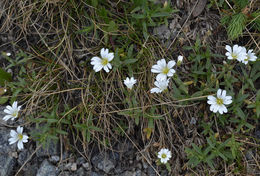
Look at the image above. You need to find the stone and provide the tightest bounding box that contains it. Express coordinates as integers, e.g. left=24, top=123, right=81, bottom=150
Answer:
left=121, top=171, right=135, bottom=176
left=36, top=140, right=59, bottom=157
left=23, top=163, right=38, bottom=176
left=18, top=150, right=30, bottom=165
left=82, top=162, right=91, bottom=170
left=147, top=166, right=156, bottom=176
left=91, top=153, right=116, bottom=173
left=245, top=150, right=254, bottom=160
left=73, top=167, right=85, bottom=176
left=0, top=127, right=16, bottom=153
left=70, top=163, right=77, bottom=171
left=153, top=25, right=171, bottom=40
left=59, top=171, right=70, bottom=176
left=36, top=159, right=58, bottom=176
left=0, top=153, right=16, bottom=176
left=89, top=171, right=103, bottom=176
left=76, top=157, right=86, bottom=165
left=49, top=155, right=60, bottom=164
left=255, top=130, right=260, bottom=139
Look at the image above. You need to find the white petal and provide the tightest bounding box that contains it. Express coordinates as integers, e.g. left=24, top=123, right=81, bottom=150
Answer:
left=3, top=115, right=12, bottom=121
left=22, top=135, right=29, bottom=143
left=157, top=59, right=166, bottom=67
left=17, top=140, right=24, bottom=150
left=151, top=88, right=161, bottom=93
left=217, top=89, right=222, bottom=98
left=9, top=137, right=18, bottom=145
left=12, top=101, right=18, bottom=109
left=225, top=45, right=232, bottom=53
left=167, top=69, right=175, bottom=77
left=222, top=90, right=226, bottom=97
left=6, top=105, right=13, bottom=111
left=156, top=74, right=167, bottom=81
left=17, top=126, right=23, bottom=134
left=4, top=109, right=11, bottom=114
left=10, top=130, right=17, bottom=137
left=103, top=66, right=109, bottom=73
left=107, top=63, right=112, bottom=69
left=91, top=57, right=101, bottom=65
left=167, top=60, right=176, bottom=68
left=101, top=48, right=109, bottom=58
left=151, top=65, right=162, bottom=73
left=93, top=64, right=103, bottom=72
left=107, top=53, right=114, bottom=61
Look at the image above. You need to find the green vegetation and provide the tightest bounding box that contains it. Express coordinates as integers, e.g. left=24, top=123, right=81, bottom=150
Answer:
left=0, top=0, right=259, bottom=175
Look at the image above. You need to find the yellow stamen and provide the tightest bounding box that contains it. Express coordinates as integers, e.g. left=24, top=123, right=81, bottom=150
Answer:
left=216, top=98, right=223, bottom=105
left=18, top=134, right=23, bottom=140
left=162, top=67, right=170, bottom=74
left=12, top=111, right=18, bottom=117
left=231, top=53, right=238, bottom=59
left=161, top=153, right=167, bottom=159
left=101, top=58, right=109, bottom=66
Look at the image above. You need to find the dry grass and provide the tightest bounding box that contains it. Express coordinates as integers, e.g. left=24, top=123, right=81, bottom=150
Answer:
left=0, top=0, right=259, bottom=175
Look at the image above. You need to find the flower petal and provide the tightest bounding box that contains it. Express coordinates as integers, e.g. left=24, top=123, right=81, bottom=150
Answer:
left=167, top=60, right=176, bottom=68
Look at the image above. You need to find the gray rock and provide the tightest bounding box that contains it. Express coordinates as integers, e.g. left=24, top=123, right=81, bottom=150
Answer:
left=0, top=153, right=16, bottom=176
left=121, top=171, right=135, bottom=176
left=49, top=155, right=60, bottom=164
left=89, top=171, right=103, bottom=176
left=91, top=153, right=115, bottom=173
left=82, top=162, right=91, bottom=170
left=36, top=159, right=58, bottom=176
left=36, top=140, right=59, bottom=157
left=142, top=162, right=148, bottom=169
left=153, top=25, right=171, bottom=40
left=76, top=157, right=86, bottom=165
left=23, top=163, right=38, bottom=176
left=147, top=166, right=156, bottom=176
left=73, top=167, right=85, bottom=176
left=71, top=163, right=77, bottom=171
left=59, top=171, right=70, bottom=176
left=18, top=150, right=30, bottom=165
left=245, top=150, right=254, bottom=160
left=255, top=130, right=260, bottom=139
left=0, top=127, right=16, bottom=153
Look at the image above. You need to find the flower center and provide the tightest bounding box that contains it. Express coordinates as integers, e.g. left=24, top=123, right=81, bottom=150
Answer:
left=216, top=98, right=223, bottom=105
left=12, top=111, right=18, bottom=117
left=101, top=58, right=109, bottom=66
left=231, top=53, right=238, bottom=59
left=161, top=153, right=167, bottom=159
left=244, top=56, right=249, bottom=61
left=162, top=67, right=170, bottom=74
left=18, top=134, right=23, bottom=140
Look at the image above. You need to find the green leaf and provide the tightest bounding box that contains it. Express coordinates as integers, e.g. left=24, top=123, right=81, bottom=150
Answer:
left=0, top=68, right=12, bottom=86
left=0, top=96, right=8, bottom=104
left=227, top=13, right=246, bottom=40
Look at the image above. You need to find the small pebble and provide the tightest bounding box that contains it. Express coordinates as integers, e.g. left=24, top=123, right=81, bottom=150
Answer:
left=71, top=163, right=77, bottom=171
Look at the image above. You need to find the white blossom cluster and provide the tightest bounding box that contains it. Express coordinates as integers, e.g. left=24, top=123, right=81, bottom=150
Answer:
left=225, top=45, right=257, bottom=65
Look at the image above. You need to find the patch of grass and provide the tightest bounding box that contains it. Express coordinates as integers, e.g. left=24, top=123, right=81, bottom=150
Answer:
left=0, top=0, right=259, bottom=175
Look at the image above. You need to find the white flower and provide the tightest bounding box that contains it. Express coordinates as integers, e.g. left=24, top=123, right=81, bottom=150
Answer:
left=8, top=126, right=29, bottom=150
left=158, top=148, right=172, bottom=164
left=241, top=48, right=257, bottom=65
left=150, top=78, right=169, bottom=93
left=151, top=59, right=176, bottom=80
left=91, top=48, right=114, bottom=73
left=124, top=77, right=137, bottom=89
left=207, top=89, right=232, bottom=114
left=177, top=55, right=183, bottom=66
left=6, top=52, right=11, bottom=56
left=225, top=45, right=246, bottom=61
left=3, top=101, right=22, bottom=121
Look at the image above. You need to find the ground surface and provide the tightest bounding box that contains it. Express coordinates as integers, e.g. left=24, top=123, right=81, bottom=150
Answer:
left=0, top=0, right=259, bottom=176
